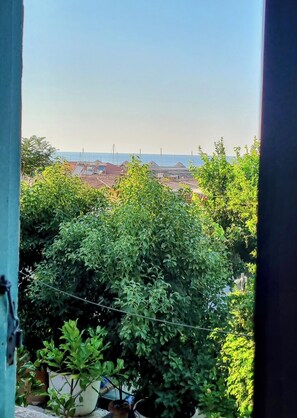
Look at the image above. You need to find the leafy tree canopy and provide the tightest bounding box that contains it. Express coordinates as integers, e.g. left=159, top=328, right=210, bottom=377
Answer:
left=27, top=159, right=232, bottom=417
left=192, top=138, right=259, bottom=275
left=19, top=162, right=107, bottom=356
left=218, top=283, right=254, bottom=417
left=191, top=139, right=258, bottom=416
left=20, top=162, right=107, bottom=269
left=21, top=135, right=57, bottom=177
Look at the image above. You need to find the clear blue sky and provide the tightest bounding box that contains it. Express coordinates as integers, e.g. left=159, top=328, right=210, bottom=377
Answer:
left=22, top=0, right=264, bottom=154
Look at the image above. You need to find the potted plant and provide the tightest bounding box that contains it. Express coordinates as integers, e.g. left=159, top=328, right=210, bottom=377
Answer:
left=105, top=399, right=131, bottom=418
left=27, top=367, right=48, bottom=406
left=15, top=347, right=45, bottom=407
left=36, top=319, right=124, bottom=417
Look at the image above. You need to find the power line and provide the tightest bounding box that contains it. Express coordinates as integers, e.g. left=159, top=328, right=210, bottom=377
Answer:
left=38, top=282, right=253, bottom=339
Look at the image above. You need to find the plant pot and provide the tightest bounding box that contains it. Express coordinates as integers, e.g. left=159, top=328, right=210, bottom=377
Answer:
left=27, top=369, right=48, bottom=406
left=192, top=409, right=205, bottom=418
left=196, top=408, right=206, bottom=418
left=133, top=399, right=202, bottom=418
left=48, top=371, right=100, bottom=416
left=133, top=399, right=158, bottom=418
left=108, top=399, right=130, bottom=417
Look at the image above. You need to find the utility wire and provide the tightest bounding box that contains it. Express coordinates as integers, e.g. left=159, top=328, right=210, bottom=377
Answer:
left=39, top=282, right=253, bottom=339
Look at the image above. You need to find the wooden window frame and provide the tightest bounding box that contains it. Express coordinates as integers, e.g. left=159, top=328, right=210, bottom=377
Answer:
left=0, top=1, right=23, bottom=417
left=254, top=0, right=297, bottom=416
left=2, top=0, right=297, bottom=416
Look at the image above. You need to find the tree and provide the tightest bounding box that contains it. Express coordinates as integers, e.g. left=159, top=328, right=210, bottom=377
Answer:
left=19, top=162, right=107, bottom=356
left=28, top=159, right=232, bottom=417
left=21, top=135, right=56, bottom=176
left=226, top=140, right=259, bottom=268
left=192, top=138, right=259, bottom=275
left=193, top=138, right=234, bottom=231
left=191, top=140, right=258, bottom=416
left=197, top=283, right=254, bottom=418
left=216, top=284, right=254, bottom=417
left=20, top=162, right=106, bottom=268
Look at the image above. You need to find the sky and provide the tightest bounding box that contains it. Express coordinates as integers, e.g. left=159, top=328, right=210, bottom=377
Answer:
left=22, top=0, right=264, bottom=155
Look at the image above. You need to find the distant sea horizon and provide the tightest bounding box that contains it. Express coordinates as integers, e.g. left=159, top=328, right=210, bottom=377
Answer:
left=56, top=151, right=205, bottom=167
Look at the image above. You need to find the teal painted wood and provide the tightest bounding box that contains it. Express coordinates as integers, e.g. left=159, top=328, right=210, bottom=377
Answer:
left=0, top=0, right=23, bottom=417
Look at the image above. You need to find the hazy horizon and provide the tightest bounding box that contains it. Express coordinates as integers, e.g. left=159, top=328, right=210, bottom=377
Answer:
left=22, top=0, right=264, bottom=155
left=56, top=148, right=238, bottom=157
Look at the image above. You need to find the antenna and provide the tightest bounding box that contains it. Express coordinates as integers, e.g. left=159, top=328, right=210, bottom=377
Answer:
left=112, top=144, right=115, bottom=164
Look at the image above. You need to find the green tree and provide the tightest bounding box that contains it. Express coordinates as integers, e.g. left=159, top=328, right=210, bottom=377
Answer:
left=21, top=135, right=57, bottom=176
left=28, top=159, right=232, bottom=417
left=192, top=138, right=259, bottom=274
left=20, top=162, right=106, bottom=268
left=197, top=283, right=254, bottom=418
left=226, top=140, right=259, bottom=267
left=194, top=138, right=234, bottom=230
left=19, top=162, right=107, bottom=356
left=191, top=140, right=258, bottom=416
left=218, top=284, right=254, bottom=417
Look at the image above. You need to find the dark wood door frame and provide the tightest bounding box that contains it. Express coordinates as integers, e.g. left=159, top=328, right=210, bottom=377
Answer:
left=254, top=0, right=297, bottom=416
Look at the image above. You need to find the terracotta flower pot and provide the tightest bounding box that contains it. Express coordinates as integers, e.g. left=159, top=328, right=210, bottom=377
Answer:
left=27, top=369, right=48, bottom=406
left=108, top=399, right=130, bottom=418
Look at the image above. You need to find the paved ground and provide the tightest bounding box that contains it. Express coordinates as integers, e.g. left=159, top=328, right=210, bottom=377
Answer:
left=15, top=407, right=55, bottom=418
left=16, top=405, right=206, bottom=417
left=15, top=406, right=109, bottom=417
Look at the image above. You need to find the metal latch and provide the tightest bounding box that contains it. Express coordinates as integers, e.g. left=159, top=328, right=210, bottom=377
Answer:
left=0, top=275, right=22, bottom=365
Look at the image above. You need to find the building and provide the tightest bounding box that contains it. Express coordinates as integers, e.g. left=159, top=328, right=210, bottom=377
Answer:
left=70, top=161, right=124, bottom=176
left=148, top=161, right=192, bottom=179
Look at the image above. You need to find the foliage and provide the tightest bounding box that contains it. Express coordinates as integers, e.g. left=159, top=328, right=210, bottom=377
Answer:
left=192, top=138, right=259, bottom=275
left=19, top=162, right=107, bottom=356
left=227, top=142, right=259, bottom=267
left=20, top=162, right=106, bottom=267
left=202, top=282, right=254, bottom=418
left=21, top=135, right=56, bottom=177
left=192, top=139, right=258, bottom=416
left=197, top=365, right=236, bottom=418
left=193, top=138, right=234, bottom=231
left=28, top=159, right=232, bottom=417
left=36, top=320, right=124, bottom=417
left=15, top=347, right=43, bottom=407
left=220, top=284, right=254, bottom=417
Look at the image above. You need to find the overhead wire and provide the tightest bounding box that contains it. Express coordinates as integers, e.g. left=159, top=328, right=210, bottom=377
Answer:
left=38, top=281, right=253, bottom=339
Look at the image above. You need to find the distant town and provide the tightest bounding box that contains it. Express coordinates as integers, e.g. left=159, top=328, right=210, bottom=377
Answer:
left=67, top=159, right=204, bottom=196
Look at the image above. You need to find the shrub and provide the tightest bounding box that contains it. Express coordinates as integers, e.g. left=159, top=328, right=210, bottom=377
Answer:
left=19, top=162, right=107, bottom=356
left=29, top=160, right=232, bottom=417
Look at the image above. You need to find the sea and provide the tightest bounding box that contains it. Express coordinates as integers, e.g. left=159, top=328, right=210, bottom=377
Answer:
left=56, top=151, right=204, bottom=168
